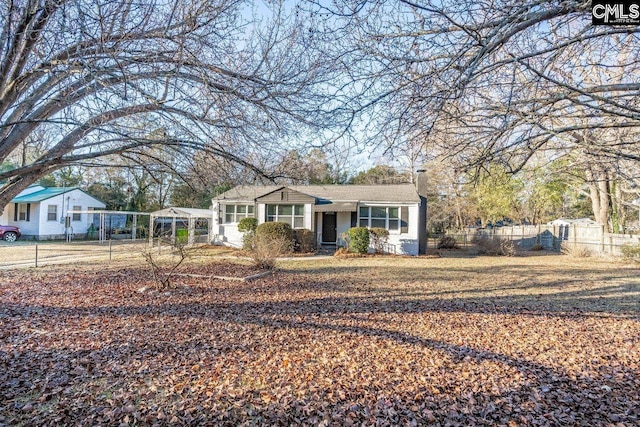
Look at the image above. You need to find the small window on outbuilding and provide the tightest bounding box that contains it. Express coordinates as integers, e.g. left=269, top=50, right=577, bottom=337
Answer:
left=72, top=205, right=82, bottom=221
left=47, top=205, right=58, bottom=221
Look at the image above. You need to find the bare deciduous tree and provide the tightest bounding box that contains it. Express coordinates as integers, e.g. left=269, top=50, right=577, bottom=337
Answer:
left=0, top=0, right=344, bottom=213
left=310, top=1, right=640, bottom=168
left=306, top=0, right=640, bottom=229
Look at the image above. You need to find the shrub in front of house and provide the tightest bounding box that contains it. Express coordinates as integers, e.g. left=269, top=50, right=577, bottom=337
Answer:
left=255, top=222, right=294, bottom=248
left=294, top=228, right=315, bottom=253
left=369, top=227, right=389, bottom=253
left=346, top=227, right=370, bottom=254
left=238, top=217, right=258, bottom=250
left=238, top=217, right=258, bottom=233
left=250, top=222, right=295, bottom=269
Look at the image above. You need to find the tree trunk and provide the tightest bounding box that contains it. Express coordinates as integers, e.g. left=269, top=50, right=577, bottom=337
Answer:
left=585, top=162, right=612, bottom=232
left=0, top=173, right=45, bottom=216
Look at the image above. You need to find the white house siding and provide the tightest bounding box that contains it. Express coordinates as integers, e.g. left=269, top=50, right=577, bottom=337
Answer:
left=357, top=202, right=420, bottom=255
left=36, top=191, right=104, bottom=239
left=389, top=203, right=420, bottom=255
left=218, top=225, right=244, bottom=248
left=257, top=203, right=266, bottom=224
left=4, top=203, right=41, bottom=236
left=211, top=201, right=246, bottom=248
left=304, top=204, right=313, bottom=229
left=38, top=196, right=65, bottom=238
left=336, top=211, right=352, bottom=245
left=316, top=204, right=420, bottom=255
left=212, top=201, right=315, bottom=249
left=21, top=204, right=41, bottom=236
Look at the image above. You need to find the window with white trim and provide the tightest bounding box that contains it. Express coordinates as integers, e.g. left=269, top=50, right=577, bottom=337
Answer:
left=358, top=206, right=401, bottom=231
left=72, top=205, right=82, bottom=221
left=224, top=204, right=254, bottom=223
left=266, top=204, right=304, bottom=228
left=47, top=205, right=58, bottom=221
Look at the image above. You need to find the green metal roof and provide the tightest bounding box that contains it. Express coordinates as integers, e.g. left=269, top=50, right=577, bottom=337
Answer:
left=11, top=187, right=78, bottom=203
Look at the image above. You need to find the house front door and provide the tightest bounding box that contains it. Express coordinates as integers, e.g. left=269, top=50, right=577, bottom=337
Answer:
left=322, top=212, right=337, bottom=243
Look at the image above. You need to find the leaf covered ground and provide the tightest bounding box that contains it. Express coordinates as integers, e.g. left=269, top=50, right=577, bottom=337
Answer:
left=1, top=255, right=639, bottom=426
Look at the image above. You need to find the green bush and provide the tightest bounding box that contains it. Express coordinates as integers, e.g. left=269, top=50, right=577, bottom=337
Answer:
left=238, top=217, right=258, bottom=250
left=238, top=217, right=258, bottom=233
left=369, top=227, right=389, bottom=253
left=347, top=227, right=370, bottom=254
left=176, top=228, right=188, bottom=245
left=294, top=228, right=315, bottom=253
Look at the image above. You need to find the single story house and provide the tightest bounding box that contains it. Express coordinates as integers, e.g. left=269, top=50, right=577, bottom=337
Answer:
left=0, top=185, right=106, bottom=240
left=211, top=179, right=427, bottom=255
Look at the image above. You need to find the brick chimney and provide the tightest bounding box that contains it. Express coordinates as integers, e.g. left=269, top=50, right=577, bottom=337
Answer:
left=416, top=169, right=428, bottom=254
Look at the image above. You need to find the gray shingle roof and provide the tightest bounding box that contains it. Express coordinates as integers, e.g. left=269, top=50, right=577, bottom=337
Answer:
left=214, top=184, right=420, bottom=203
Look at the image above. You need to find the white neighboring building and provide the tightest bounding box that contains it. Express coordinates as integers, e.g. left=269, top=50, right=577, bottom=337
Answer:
left=211, top=182, right=428, bottom=255
left=0, top=186, right=106, bottom=240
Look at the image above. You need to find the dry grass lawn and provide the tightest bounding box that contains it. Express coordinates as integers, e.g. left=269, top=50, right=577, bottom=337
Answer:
left=0, top=253, right=638, bottom=425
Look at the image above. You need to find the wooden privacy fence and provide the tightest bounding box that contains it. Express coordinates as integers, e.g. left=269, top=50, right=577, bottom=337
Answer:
left=444, top=224, right=640, bottom=256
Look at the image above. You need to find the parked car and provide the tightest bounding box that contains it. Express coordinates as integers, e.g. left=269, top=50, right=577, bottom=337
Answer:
left=0, top=225, right=21, bottom=242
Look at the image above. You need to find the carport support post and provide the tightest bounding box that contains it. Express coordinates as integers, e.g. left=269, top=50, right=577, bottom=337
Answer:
left=149, top=215, right=155, bottom=247
left=188, top=217, right=195, bottom=245
left=171, top=216, right=176, bottom=246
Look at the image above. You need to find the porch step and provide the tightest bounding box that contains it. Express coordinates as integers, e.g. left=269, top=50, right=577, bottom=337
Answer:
left=316, top=245, right=337, bottom=255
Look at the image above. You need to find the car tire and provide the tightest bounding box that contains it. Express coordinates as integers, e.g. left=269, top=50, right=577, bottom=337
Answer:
left=4, top=232, right=17, bottom=242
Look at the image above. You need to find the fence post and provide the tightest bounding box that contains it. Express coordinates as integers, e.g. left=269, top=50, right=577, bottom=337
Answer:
left=573, top=224, right=578, bottom=250
left=109, top=239, right=112, bottom=261
left=35, top=243, right=38, bottom=268
left=600, top=224, right=605, bottom=254
left=609, top=234, right=613, bottom=255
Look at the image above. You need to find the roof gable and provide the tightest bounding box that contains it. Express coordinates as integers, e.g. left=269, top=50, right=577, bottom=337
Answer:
left=11, top=187, right=106, bottom=206
left=256, top=187, right=316, bottom=204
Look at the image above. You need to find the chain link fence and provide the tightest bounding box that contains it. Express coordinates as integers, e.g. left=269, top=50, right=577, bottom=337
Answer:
left=0, top=240, right=154, bottom=269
